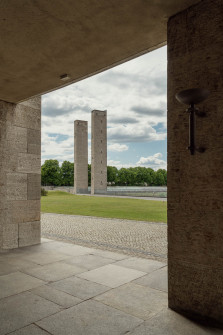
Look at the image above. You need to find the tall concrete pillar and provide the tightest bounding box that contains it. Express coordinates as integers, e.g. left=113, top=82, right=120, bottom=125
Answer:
left=91, top=110, right=107, bottom=194
left=74, top=120, right=88, bottom=194
left=168, top=0, right=223, bottom=325
left=0, top=97, right=41, bottom=249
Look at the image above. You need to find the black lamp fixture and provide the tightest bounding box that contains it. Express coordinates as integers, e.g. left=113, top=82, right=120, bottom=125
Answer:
left=175, top=88, right=210, bottom=155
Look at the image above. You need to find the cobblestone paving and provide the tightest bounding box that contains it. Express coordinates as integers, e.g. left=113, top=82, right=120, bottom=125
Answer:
left=41, top=213, right=167, bottom=263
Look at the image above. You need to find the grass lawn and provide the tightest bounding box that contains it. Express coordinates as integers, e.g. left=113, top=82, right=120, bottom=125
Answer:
left=41, top=191, right=167, bottom=223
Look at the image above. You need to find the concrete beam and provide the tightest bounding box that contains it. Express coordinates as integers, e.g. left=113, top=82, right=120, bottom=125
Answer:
left=0, top=0, right=200, bottom=103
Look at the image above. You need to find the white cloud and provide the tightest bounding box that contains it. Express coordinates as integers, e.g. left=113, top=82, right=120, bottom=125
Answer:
left=107, top=161, right=137, bottom=170
left=41, top=46, right=167, bottom=167
left=137, top=153, right=167, bottom=170
left=107, top=160, right=121, bottom=166
left=108, top=124, right=166, bottom=143
left=108, top=143, right=128, bottom=152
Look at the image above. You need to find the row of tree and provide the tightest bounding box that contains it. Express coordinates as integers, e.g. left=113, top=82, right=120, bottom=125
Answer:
left=41, top=159, right=167, bottom=186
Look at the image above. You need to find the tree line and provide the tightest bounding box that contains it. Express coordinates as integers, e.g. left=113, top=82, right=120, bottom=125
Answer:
left=41, top=159, right=167, bottom=187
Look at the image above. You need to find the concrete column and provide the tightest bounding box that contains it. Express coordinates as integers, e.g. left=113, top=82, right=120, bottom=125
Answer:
left=74, top=120, right=88, bottom=194
left=168, top=0, right=223, bottom=325
left=91, top=110, right=107, bottom=194
left=0, top=97, right=41, bottom=249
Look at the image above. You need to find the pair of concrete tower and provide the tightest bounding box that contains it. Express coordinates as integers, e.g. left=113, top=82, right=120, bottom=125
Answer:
left=74, top=110, right=107, bottom=195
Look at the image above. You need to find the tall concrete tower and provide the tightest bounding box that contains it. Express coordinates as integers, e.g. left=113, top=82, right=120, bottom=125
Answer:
left=74, top=120, right=88, bottom=194
left=91, top=110, right=107, bottom=194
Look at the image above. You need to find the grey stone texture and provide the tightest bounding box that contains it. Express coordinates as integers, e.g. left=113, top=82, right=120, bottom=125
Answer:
left=134, top=266, right=168, bottom=293
left=0, top=97, right=41, bottom=250
left=20, top=250, right=71, bottom=266
left=168, top=0, right=223, bottom=325
left=41, top=213, right=167, bottom=261
left=128, top=309, right=222, bottom=335
left=77, top=264, right=146, bottom=288
left=63, top=253, right=116, bottom=270
left=51, top=276, right=111, bottom=300
left=10, top=324, right=50, bottom=335
left=91, top=110, right=107, bottom=194
left=74, top=120, right=88, bottom=194
left=0, top=291, right=61, bottom=335
left=37, top=300, right=143, bottom=335
left=18, top=221, right=41, bottom=248
left=0, top=239, right=221, bottom=334
left=27, top=174, right=41, bottom=200
left=95, top=282, right=168, bottom=320
left=116, top=257, right=166, bottom=273
left=31, top=285, right=82, bottom=308
left=0, top=271, right=44, bottom=299
left=22, top=262, right=85, bottom=282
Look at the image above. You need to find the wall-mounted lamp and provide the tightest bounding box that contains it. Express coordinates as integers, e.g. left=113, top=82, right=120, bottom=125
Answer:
left=175, top=88, right=209, bottom=155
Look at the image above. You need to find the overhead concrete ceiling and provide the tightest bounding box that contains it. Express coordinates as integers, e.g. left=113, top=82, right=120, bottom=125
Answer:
left=0, top=0, right=200, bottom=103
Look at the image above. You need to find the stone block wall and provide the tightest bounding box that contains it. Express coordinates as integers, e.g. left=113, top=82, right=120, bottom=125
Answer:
left=0, top=97, right=41, bottom=249
left=168, top=0, right=223, bottom=324
left=91, top=110, right=107, bottom=194
left=74, top=120, right=88, bottom=194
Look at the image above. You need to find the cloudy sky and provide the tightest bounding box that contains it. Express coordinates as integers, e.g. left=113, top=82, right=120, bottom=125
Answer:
left=42, top=46, right=167, bottom=170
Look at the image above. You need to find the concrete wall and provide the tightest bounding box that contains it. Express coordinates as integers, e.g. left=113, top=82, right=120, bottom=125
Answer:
left=0, top=97, right=41, bottom=249
left=91, top=110, right=107, bottom=194
left=74, top=120, right=88, bottom=194
left=168, top=0, right=223, bottom=325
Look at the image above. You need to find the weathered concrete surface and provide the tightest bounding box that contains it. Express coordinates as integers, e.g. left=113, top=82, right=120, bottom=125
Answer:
left=0, top=1, right=201, bottom=103
left=91, top=110, right=107, bottom=194
left=74, top=120, right=88, bottom=194
left=0, top=97, right=41, bottom=249
left=167, top=0, right=223, bottom=325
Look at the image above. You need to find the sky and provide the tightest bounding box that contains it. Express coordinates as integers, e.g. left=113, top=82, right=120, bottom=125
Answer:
left=41, top=46, right=167, bottom=171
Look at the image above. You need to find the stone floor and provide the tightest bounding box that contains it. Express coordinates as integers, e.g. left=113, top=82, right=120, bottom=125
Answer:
left=0, top=238, right=222, bottom=334
left=41, top=213, right=167, bottom=262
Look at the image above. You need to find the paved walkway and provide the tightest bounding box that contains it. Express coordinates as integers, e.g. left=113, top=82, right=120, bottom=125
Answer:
left=0, top=239, right=221, bottom=334
left=41, top=213, right=167, bottom=262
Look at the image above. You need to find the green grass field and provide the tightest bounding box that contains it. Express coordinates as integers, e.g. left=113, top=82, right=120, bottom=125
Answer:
left=41, top=191, right=167, bottom=223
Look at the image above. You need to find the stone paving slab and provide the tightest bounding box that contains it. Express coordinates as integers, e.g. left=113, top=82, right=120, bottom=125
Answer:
left=63, top=253, right=116, bottom=270
left=0, top=254, right=39, bottom=271
left=77, top=264, right=146, bottom=288
left=89, top=248, right=129, bottom=261
left=0, top=291, right=62, bottom=335
left=134, top=266, right=168, bottom=293
left=0, top=272, right=45, bottom=299
left=94, top=282, right=168, bottom=320
left=21, top=261, right=86, bottom=282
left=43, top=243, right=93, bottom=257
left=37, top=300, right=143, bottom=335
left=0, top=239, right=221, bottom=335
left=20, top=250, right=72, bottom=265
left=31, top=285, right=82, bottom=308
left=10, top=324, right=50, bottom=335
left=50, top=276, right=111, bottom=300
left=115, top=257, right=166, bottom=273
left=128, top=309, right=223, bottom=335
left=0, top=260, right=23, bottom=276
left=41, top=213, right=167, bottom=262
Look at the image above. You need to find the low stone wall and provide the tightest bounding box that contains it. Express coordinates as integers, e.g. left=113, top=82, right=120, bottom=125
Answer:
left=41, top=186, right=167, bottom=198
left=42, top=186, right=75, bottom=194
